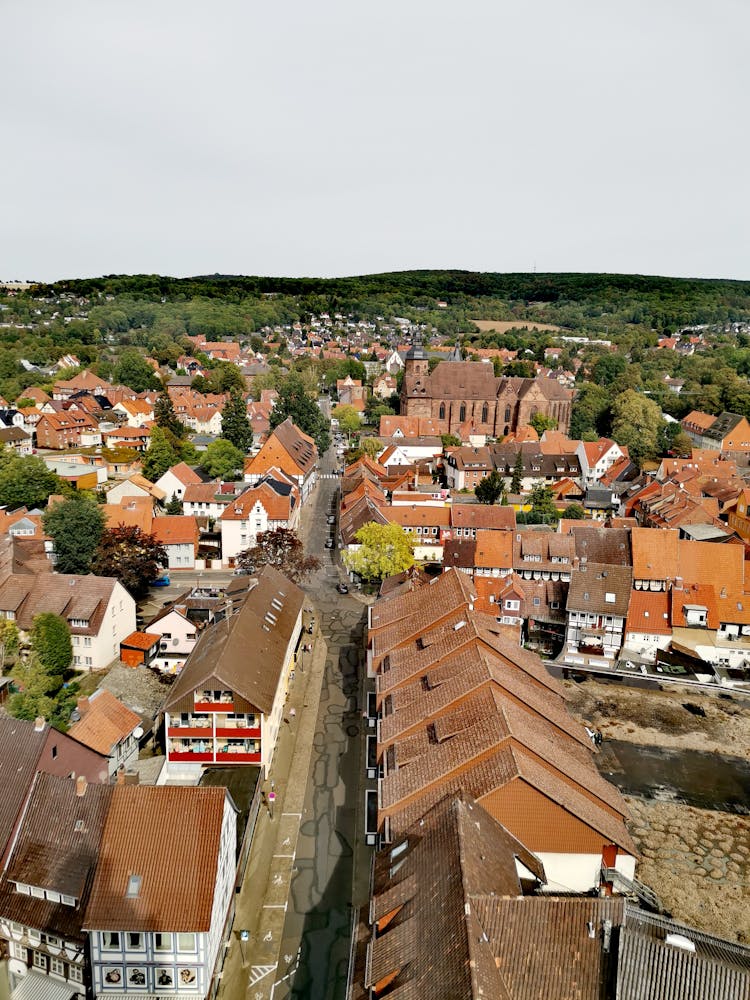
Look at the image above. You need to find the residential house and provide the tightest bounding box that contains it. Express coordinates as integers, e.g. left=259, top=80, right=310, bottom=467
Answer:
left=381, top=505, right=450, bottom=563
left=0, top=716, right=109, bottom=868
left=367, top=569, right=637, bottom=892
left=36, top=412, right=102, bottom=450
left=155, top=463, right=204, bottom=503
left=144, top=603, right=200, bottom=675
left=576, top=438, right=626, bottom=486
left=243, top=418, right=318, bottom=502
left=336, top=375, right=366, bottom=413
left=371, top=373, right=397, bottom=399
left=101, top=426, right=151, bottom=452
left=0, top=554, right=136, bottom=672
left=111, top=398, right=155, bottom=427
left=102, top=496, right=154, bottom=534
left=562, top=562, right=632, bottom=665
left=622, top=590, right=672, bottom=664
left=0, top=773, right=113, bottom=1000
left=449, top=504, right=516, bottom=538
left=163, top=566, right=303, bottom=777
left=0, top=426, right=32, bottom=456
left=183, top=482, right=240, bottom=521
left=105, top=475, right=166, bottom=507
left=681, top=410, right=750, bottom=454
left=52, top=371, right=115, bottom=400
left=219, top=477, right=299, bottom=567
left=68, top=690, right=142, bottom=778
left=151, top=516, right=201, bottom=570
left=84, top=784, right=237, bottom=1000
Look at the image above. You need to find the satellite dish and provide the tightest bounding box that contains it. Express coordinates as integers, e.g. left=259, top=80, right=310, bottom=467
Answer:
left=172, top=638, right=179, bottom=646
left=133, top=726, right=144, bottom=739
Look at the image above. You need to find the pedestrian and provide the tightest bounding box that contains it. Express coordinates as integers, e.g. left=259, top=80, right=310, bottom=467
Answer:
left=290, top=707, right=296, bottom=719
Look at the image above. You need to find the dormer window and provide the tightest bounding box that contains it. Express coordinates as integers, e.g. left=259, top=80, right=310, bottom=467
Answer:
left=70, top=618, right=89, bottom=628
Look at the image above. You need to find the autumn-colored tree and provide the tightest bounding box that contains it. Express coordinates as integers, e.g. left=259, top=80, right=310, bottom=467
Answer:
left=342, top=522, right=414, bottom=582
left=236, top=527, right=320, bottom=584
left=91, top=526, right=168, bottom=599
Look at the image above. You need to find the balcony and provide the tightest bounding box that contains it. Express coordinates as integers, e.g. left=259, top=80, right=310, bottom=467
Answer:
left=193, top=698, right=234, bottom=712
left=214, top=751, right=261, bottom=763
left=169, top=750, right=214, bottom=763
left=168, top=725, right=212, bottom=738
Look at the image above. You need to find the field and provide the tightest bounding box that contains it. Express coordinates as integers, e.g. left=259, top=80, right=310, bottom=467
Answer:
left=471, top=319, right=562, bottom=334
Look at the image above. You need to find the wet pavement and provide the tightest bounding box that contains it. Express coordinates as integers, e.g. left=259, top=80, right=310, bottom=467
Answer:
left=597, top=740, right=750, bottom=814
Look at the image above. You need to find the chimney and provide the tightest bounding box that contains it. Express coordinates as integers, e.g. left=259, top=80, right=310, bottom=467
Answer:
left=75, top=775, right=87, bottom=797
left=34, top=716, right=45, bottom=732
left=674, top=576, right=683, bottom=591
left=77, top=696, right=90, bottom=716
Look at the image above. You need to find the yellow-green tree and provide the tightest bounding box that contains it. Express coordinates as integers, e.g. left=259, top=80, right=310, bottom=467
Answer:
left=332, top=404, right=361, bottom=440
left=343, top=522, right=414, bottom=582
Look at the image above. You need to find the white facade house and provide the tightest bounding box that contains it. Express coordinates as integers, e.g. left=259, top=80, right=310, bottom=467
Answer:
left=576, top=439, right=625, bottom=486
left=154, top=464, right=203, bottom=501
left=85, top=785, right=237, bottom=1000
left=144, top=606, right=199, bottom=674
left=219, top=482, right=299, bottom=568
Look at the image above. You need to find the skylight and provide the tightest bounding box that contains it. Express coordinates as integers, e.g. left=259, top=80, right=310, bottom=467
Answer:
left=125, top=874, right=142, bottom=898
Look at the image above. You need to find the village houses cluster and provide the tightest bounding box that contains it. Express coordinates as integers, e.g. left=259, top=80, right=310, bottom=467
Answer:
left=1, top=315, right=750, bottom=1000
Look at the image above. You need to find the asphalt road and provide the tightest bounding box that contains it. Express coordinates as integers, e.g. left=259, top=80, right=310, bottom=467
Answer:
left=271, top=450, right=372, bottom=1000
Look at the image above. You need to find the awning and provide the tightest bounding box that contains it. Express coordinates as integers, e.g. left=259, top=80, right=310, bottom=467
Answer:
left=12, top=972, right=76, bottom=1000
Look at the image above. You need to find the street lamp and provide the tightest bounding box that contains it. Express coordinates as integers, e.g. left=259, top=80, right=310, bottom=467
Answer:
left=239, top=929, right=249, bottom=966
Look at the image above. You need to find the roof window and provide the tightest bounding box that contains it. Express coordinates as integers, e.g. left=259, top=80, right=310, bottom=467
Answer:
left=126, top=874, right=142, bottom=898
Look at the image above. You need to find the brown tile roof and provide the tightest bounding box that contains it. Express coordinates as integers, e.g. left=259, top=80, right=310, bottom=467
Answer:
left=631, top=526, right=680, bottom=580
left=383, top=506, right=450, bottom=529
left=68, top=689, right=141, bottom=757
left=0, top=571, right=117, bottom=634
left=163, top=565, right=303, bottom=715
left=566, top=562, right=632, bottom=616
left=570, top=525, right=631, bottom=565
left=84, top=785, right=229, bottom=932
left=218, top=482, right=296, bottom=522
left=0, top=772, right=112, bottom=940
left=450, top=504, right=516, bottom=530
left=270, top=417, right=318, bottom=473
left=103, top=496, right=154, bottom=533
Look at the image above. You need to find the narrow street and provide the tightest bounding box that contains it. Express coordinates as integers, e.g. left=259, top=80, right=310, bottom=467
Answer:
left=275, top=450, right=371, bottom=999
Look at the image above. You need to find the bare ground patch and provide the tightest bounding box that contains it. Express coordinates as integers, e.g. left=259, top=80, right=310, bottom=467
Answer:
left=471, top=319, right=562, bottom=334
left=563, top=678, right=750, bottom=757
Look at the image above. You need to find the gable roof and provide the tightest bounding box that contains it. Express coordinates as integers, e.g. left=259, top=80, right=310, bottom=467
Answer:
left=163, top=565, right=304, bottom=715
left=67, top=689, right=141, bottom=757
left=84, top=785, right=229, bottom=932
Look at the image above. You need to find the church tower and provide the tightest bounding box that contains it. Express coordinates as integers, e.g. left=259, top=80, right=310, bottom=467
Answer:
left=404, top=341, right=429, bottom=378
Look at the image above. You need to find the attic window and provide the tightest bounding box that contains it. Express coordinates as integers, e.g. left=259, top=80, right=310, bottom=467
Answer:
left=74, top=819, right=84, bottom=832
left=605, top=593, right=616, bottom=604
left=125, top=874, right=142, bottom=898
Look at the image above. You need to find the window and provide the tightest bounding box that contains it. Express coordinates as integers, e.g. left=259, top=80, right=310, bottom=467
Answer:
left=505, top=600, right=520, bottom=611
left=102, top=931, right=120, bottom=951
left=126, top=875, right=142, bottom=898
left=154, top=932, right=172, bottom=952
left=69, top=965, right=83, bottom=984
left=177, top=933, right=196, bottom=952
left=390, top=840, right=408, bottom=861
left=533, top=597, right=540, bottom=607
left=84, top=637, right=91, bottom=647
left=605, top=593, right=616, bottom=604
left=504, top=405, right=511, bottom=422
left=481, top=402, right=489, bottom=423
left=10, top=942, right=28, bottom=961
left=85, top=657, right=92, bottom=667
left=51, top=745, right=58, bottom=759
left=459, top=403, right=466, bottom=422
left=127, top=933, right=143, bottom=950
left=439, top=403, right=445, bottom=419
left=50, top=957, right=66, bottom=977
left=33, top=951, right=47, bottom=971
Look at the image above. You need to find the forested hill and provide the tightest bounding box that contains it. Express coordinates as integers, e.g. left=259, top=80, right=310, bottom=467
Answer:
left=37, top=270, right=750, bottom=311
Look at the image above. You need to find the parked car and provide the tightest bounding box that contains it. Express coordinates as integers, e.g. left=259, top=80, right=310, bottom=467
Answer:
left=151, top=575, right=170, bottom=587
left=327, top=515, right=336, bottom=524
left=233, top=565, right=254, bottom=575
left=336, top=583, right=349, bottom=594
left=325, top=538, right=334, bottom=549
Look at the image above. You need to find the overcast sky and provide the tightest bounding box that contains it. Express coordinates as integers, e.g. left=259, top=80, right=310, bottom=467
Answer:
left=3, top=0, right=748, bottom=283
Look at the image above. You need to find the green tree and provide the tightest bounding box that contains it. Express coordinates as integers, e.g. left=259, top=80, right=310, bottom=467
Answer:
left=332, top=404, right=361, bottom=440
left=221, top=388, right=253, bottom=452
left=610, top=389, right=664, bottom=467
left=510, top=451, right=524, bottom=494
left=570, top=382, right=611, bottom=439
left=592, top=354, right=627, bottom=387
left=270, top=374, right=331, bottom=453
left=529, top=482, right=560, bottom=522
left=343, top=522, right=414, bottom=582
left=9, top=653, right=59, bottom=723
left=201, top=439, right=244, bottom=480
left=475, top=470, right=504, bottom=504
left=208, top=362, right=246, bottom=394
left=42, top=492, right=106, bottom=574
left=141, top=426, right=180, bottom=482
left=0, top=453, right=62, bottom=509
left=237, top=527, right=320, bottom=583
left=113, top=349, right=159, bottom=392
left=92, top=526, right=168, bottom=600
left=165, top=493, right=183, bottom=515
left=441, top=433, right=461, bottom=448
left=563, top=503, right=586, bottom=520
left=154, top=388, right=185, bottom=437
left=31, top=613, right=73, bottom=674
left=358, top=436, right=383, bottom=460
left=0, top=619, right=19, bottom=671
left=529, top=412, right=558, bottom=435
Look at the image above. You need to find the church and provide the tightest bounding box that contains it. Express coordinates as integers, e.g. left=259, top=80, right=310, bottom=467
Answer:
left=400, top=344, right=573, bottom=437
